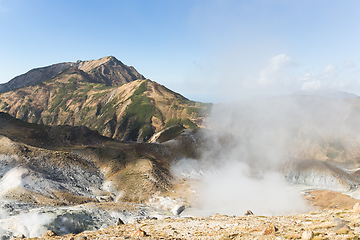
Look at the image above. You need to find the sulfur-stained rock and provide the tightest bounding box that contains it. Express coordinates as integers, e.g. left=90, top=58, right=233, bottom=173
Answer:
left=262, top=222, right=277, bottom=235
left=132, top=228, right=147, bottom=237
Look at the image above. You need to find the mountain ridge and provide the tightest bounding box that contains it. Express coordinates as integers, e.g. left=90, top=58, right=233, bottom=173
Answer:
left=0, top=56, right=145, bottom=93
left=0, top=57, right=210, bottom=142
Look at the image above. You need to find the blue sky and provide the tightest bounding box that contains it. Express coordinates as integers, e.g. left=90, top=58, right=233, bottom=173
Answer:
left=0, top=0, right=359, bottom=103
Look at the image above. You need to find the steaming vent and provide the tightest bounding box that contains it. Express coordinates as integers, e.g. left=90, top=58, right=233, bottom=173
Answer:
left=169, top=95, right=360, bottom=216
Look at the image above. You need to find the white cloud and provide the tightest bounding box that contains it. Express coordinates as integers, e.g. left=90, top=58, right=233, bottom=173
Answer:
left=259, top=54, right=291, bottom=85
left=298, top=73, right=316, bottom=82
left=298, top=64, right=343, bottom=91
left=323, top=64, right=337, bottom=78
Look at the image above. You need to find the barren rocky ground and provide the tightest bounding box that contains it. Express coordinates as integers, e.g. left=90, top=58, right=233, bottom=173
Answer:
left=6, top=190, right=360, bottom=240
left=14, top=206, right=360, bottom=239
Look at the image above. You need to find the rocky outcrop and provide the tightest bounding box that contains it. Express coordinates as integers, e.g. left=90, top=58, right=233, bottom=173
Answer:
left=0, top=201, right=172, bottom=238
left=8, top=205, right=360, bottom=239
left=0, top=56, right=144, bottom=93
left=76, top=56, right=145, bottom=86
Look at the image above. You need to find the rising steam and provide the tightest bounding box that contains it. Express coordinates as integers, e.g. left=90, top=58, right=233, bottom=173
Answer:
left=173, top=95, right=360, bottom=216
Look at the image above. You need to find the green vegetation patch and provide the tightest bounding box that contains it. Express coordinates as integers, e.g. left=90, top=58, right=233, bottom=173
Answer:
left=164, top=117, right=182, bottom=128
left=120, top=81, right=161, bottom=141
left=96, top=100, right=119, bottom=131
left=124, top=96, right=159, bottom=140
left=48, top=88, right=68, bottom=113
left=157, top=125, right=184, bottom=143
left=171, top=104, right=179, bottom=110
left=186, top=107, right=199, bottom=115
left=94, top=84, right=112, bottom=90
left=326, top=150, right=339, bottom=159
left=164, top=117, right=198, bottom=129
left=133, top=81, right=147, bottom=96
left=78, top=85, right=93, bottom=97
left=1, top=102, right=8, bottom=110
left=185, top=102, right=213, bottom=117
left=181, top=118, right=198, bottom=129
left=329, top=139, right=344, bottom=151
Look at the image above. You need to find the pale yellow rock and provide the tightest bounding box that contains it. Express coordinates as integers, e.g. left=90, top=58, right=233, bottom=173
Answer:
left=301, top=230, right=314, bottom=240
left=354, top=202, right=360, bottom=213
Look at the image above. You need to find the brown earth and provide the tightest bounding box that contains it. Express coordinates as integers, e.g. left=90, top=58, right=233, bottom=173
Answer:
left=305, top=190, right=360, bottom=210
left=15, top=201, right=360, bottom=239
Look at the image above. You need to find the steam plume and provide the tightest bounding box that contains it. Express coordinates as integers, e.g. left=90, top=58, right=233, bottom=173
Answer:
left=175, top=95, right=360, bottom=216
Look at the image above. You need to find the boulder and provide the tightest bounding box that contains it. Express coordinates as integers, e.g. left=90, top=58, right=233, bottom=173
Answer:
left=116, top=218, right=124, bottom=225
left=262, top=222, right=277, bottom=235
left=244, top=210, right=254, bottom=216
left=172, top=205, right=185, bottom=215
left=41, top=230, right=57, bottom=239
left=335, top=223, right=351, bottom=234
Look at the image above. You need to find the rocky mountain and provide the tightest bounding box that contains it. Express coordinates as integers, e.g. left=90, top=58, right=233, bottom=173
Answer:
left=0, top=56, right=210, bottom=142
left=0, top=56, right=145, bottom=94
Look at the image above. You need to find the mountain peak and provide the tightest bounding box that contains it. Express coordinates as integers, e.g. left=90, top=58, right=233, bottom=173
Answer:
left=0, top=56, right=145, bottom=93
left=75, top=56, right=145, bottom=86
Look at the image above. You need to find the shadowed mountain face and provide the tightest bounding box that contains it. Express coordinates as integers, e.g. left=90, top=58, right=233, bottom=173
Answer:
left=0, top=112, right=174, bottom=204
left=0, top=57, right=211, bottom=142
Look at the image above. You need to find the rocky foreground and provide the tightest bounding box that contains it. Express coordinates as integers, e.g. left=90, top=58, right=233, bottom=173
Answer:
left=9, top=190, right=360, bottom=240
left=12, top=207, right=360, bottom=240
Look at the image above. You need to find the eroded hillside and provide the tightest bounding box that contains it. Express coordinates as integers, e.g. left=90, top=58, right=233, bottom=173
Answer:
left=0, top=57, right=211, bottom=142
left=0, top=112, right=175, bottom=203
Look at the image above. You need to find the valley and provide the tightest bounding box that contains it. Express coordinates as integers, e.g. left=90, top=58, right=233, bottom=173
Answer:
left=1, top=57, right=360, bottom=239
